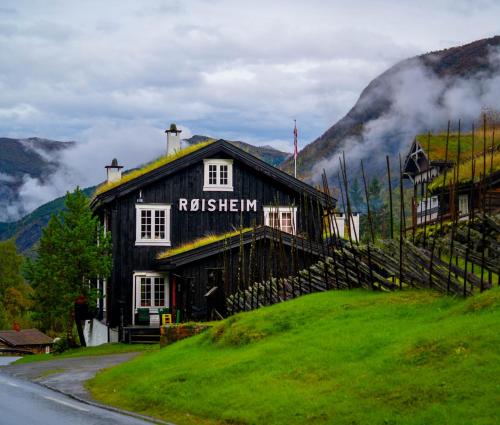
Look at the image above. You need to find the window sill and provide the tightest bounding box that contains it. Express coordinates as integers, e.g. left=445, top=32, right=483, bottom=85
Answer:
left=135, top=240, right=171, bottom=247
left=203, top=185, right=234, bottom=192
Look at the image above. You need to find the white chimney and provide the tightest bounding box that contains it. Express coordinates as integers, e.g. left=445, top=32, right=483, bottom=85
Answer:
left=105, top=158, right=123, bottom=184
left=165, top=123, right=182, bottom=155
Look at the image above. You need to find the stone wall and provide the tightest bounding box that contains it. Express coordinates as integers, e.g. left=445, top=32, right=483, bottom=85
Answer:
left=160, top=323, right=210, bottom=347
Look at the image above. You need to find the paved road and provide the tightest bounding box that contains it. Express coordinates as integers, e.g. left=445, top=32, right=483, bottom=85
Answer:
left=2, top=352, right=140, bottom=401
left=0, top=354, right=172, bottom=425
left=0, top=372, right=156, bottom=425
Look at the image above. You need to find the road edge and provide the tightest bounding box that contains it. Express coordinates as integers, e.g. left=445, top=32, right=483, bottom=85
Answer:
left=0, top=368, right=175, bottom=425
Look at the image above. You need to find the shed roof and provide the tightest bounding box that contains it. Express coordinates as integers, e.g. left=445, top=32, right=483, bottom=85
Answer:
left=415, top=129, right=500, bottom=162
left=429, top=148, right=500, bottom=191
left=156, top=225, right=323, bottom=269
left=90, top=140, right=335, bottom=210
left=0, top=329, right=53, bottom=346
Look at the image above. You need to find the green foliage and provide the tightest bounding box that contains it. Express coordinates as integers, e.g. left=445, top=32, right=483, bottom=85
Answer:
left=26, top=187, right=111, bottom=341
left=88, top=288, right=500, bottom=425
left=348, top=177, right=364, bottom=213
left=0, top=186, right=96, bottom=254
left=0, top=239, right=32, bottom=328
left=52, top=335, right=71, bottom=354
left=0, top=239, right=24, bottom=297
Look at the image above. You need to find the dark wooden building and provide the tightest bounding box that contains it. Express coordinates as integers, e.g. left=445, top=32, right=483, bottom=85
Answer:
left=0, top=329, right=53, bottom=355
left=403, top=132, right=500, bottom=228
left=90, top=132, right=335, bottom=338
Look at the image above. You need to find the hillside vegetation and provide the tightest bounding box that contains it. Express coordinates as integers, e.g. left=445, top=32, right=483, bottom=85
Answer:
left=0, top=186, right=95, bottom=254
left=88, top=288, right=500, bottom=425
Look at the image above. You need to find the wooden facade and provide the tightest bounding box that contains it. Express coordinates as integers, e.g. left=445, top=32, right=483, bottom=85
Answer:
left=404, top=136, right=500, bottom=228
left=91, top=140, right=334, bottom=332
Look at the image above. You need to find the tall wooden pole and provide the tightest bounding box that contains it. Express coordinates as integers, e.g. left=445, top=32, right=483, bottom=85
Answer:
left=386, top=155, right=394, bottom=240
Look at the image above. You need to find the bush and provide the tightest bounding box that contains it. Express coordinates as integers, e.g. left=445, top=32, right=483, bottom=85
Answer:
left=52, top=336, right=70, bottom=354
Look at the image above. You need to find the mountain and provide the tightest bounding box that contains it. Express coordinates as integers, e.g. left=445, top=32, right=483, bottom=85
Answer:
left=0, top=137, right=74, bottom=221
left=0, top=186, right=95, bottom=255
left=1, top=137, right=289, bottom=254
left=281, top=36, right=500, bottom=179
left=184, top=135, right=290, bottom=167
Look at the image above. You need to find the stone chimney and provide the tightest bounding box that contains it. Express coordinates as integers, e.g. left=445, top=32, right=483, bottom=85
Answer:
left=105, top=158, right=123, bottom=184
left=165, top=123, right=182, bottom=155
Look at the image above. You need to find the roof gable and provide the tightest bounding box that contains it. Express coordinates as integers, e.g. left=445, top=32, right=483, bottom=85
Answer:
left=0, top=329, right=53, bottom=346
left=91, top=140, right=335, bottom=209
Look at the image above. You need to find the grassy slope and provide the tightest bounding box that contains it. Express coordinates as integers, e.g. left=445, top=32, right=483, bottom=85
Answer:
left=88, top=289, right=500, bottom=425
left=15, top=343, right=156, bottom=364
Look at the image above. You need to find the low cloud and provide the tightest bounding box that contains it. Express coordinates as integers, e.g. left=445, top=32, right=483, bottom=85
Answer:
left=314, top=47, right=500, bottom=182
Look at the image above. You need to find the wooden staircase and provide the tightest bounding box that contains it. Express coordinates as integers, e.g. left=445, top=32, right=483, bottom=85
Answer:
left=124, top=326, right=160, bottom=344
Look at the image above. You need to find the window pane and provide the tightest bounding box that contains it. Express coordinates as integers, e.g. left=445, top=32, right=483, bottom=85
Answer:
left=209, top=164, right=217, bottom=185
left=281, top=212, right=293, bottom=233
left=154, top=210, right=165, bottom=239
left=154, top=277, right=165, bottom=306
left=141, top=210, right=152, bottom=239
left=269, top=212, right=280, bottom=228
left=219, top=164, right=228, bottom=185
left=140, top=277, right=151, bottom=307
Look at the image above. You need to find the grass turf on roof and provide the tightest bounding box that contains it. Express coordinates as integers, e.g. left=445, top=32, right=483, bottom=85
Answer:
left=157, top=227, right=254, bottom=260
left=93, top=141, right=214, bottom=197
left=429, top=148, right=500, bottom=191
left=416, top=129, right=500, bottom=162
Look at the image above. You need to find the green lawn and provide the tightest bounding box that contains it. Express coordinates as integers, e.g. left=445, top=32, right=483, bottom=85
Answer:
left=15, top=343, right=157, bottom=364
left=88, top=289, right=500, bottom=425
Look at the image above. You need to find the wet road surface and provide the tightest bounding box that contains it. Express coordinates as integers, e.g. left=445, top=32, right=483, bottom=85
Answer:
left=0, top=373, right=156, bottom=425
left=1, top=352, right=139, bottom=401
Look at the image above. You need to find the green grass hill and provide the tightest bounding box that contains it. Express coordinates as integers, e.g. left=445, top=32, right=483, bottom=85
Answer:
left=88, top=288, right=500, bottom=425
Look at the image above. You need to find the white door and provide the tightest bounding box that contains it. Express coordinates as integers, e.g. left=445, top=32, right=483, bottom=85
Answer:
left=133, top=273, right=169, bottom=325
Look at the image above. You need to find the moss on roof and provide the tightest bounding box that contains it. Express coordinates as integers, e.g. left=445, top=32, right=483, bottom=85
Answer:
left=429, top=148, right=500, bottom=191
left=416, top=129, right=500, bottom=162
left=157, top=227, right=254, bottom=260
left=94, top=141, right=214, bottom=197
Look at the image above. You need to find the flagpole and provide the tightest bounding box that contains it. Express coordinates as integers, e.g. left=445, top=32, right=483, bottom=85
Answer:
left=294, top=119, right=298, bottom=179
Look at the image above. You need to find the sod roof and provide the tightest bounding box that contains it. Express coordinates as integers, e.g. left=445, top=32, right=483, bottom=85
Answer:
left=94, top=141, right=213, bottom=197
left=157, top=228, right=253, bottom=260
left=155, top=225, right=324, bottom=269
left=428, top=148, right=500, bottom=191
left=90, top=139, right=335, bottom=210
left=416, top=129, right=500, bottom=162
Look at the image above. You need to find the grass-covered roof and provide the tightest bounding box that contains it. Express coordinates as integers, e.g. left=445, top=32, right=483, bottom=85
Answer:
left=416, top=129, right=500, bottom=162
left=429, top=148, right=500, bottom=191
left=157, top=228, right=253, bottom=260
left=93, top=141, right=213, bottom=197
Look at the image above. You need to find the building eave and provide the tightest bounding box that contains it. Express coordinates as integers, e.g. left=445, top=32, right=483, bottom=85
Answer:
left=156, top=225, right=323, bottom=270
left=90, top=140, right=335, bottom=211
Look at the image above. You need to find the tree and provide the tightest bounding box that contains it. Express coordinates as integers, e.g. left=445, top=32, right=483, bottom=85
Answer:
left=367, top=177, right=389, bottom=238
left=349, top=178, right=364, bottom=213
left=0, top=239, right=32, bottom=329
left=27, top=187, right=111, bottom=346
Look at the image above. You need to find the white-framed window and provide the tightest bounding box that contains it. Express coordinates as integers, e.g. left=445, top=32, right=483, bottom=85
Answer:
left=263, top=206, right=297, bottom=234
left=135, top=204, right=171, bottom=246
left=203, top=159, right=233, bottom=191
left=133, top=272, right=169, bottom=325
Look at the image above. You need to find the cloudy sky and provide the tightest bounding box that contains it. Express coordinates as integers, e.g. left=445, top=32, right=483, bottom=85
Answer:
left=1, top=0, right=500, bottom=157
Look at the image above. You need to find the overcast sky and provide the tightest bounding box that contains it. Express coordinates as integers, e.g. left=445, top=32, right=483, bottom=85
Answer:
left=1, top=0, right=500, bottom=155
